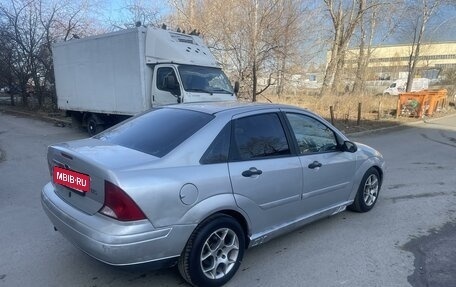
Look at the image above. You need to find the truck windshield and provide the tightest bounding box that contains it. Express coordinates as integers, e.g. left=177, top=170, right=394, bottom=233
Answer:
left=178, top=65, right=234, bottom=94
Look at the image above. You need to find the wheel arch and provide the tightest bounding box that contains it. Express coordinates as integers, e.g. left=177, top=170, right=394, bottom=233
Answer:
left=348, top=159, right=384, bottom=201
left=347, top=165, right=382, bottom=212
left=217, top=209, right=251, bottom=248
left=372, top=165, right=383, bottom=187
left=194, top=209, right=251, bottom=249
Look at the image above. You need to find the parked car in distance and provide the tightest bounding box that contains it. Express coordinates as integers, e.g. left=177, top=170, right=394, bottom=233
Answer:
left=41, top=102, right=385, bottom=287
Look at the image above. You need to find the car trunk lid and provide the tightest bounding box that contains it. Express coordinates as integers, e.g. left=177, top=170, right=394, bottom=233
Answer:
left=47, top=138, right=158, bottom=215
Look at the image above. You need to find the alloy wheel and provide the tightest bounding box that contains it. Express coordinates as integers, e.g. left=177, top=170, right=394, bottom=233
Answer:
left=200, top=228, right=240, bottom=280
left=363, top=174, right=379, bottom=206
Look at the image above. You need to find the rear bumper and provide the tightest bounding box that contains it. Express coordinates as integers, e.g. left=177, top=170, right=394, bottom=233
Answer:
left=41, top=182, right=196, bottom=266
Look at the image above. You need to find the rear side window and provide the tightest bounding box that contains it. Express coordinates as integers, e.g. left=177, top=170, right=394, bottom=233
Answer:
left=231, top=113, right=290, bottom=161
left=200, top=123, right=231, bottom=164
left=96, top=108, right=213, bottom=157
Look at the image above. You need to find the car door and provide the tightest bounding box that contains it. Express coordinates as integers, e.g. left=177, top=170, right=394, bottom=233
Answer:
left=284, top=112, right=356, bottom=214
left=228, top=111, right=303, bottom=235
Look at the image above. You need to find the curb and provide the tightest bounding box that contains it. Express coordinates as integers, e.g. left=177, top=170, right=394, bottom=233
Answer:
left=0, top=107, right=71, bottom=125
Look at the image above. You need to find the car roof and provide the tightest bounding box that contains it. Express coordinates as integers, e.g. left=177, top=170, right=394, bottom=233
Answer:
left=166, top=101, right=306, bottom=115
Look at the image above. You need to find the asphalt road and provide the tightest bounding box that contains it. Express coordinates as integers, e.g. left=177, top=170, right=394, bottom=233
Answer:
left=0, top=111, right=455, bottom=287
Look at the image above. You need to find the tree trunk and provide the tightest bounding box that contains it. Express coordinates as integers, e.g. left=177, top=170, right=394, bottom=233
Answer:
left=352, top=15, right=366, bottom=96
left=352, top=17, right=375, bottom=96
left=277, top=20, right=290, bottom=98
left=32, top=74, right=43, bottom=108
left=252, top=60, right=257, bottom=102
left=321, top=5, right=343, bottom=97
left=10, top=94, right=15, bottom=106
left=406, top=21, right=425, bottom=92
left=332, top=47, right=346, bottom=95
left=320, top=44, right=339, bottom=97
left=406, top=0, right=436, bottom=92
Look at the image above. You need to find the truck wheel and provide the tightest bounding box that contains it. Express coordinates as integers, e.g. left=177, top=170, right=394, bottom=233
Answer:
left=178, top=214, right=245, bottom=287
left=87, top=115, right=103, bottom=136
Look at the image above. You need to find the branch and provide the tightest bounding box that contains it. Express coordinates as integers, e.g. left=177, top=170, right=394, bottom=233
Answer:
left=255, top=73, right=275, bottom=96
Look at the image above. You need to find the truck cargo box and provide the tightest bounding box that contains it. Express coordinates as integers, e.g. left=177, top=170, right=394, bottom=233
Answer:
left=53, top=28, right=150, bottom=115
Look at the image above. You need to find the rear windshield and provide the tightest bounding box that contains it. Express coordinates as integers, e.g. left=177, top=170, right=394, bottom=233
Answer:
left=95, top=108, right=214, bottom=157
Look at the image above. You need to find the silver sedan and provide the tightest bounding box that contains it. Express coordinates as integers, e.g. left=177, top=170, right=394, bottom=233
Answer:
left=41, top=102, right=384, bottom=287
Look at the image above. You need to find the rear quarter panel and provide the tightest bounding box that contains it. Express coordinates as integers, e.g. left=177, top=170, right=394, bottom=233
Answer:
left=115, top=163, right=243, bottom=228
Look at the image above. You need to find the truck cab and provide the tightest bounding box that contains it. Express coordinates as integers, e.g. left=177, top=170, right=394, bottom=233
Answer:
left=145, top=27, right=237, bottom=105
left=152, top=64, right=236, bottom=105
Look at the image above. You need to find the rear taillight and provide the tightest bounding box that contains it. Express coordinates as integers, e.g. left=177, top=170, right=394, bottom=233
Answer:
left=99, top=181, right=146, bottom=221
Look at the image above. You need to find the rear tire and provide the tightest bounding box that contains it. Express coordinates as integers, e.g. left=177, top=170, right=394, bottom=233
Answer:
left=87, top=115, right=104, bottom=136
left=178, top=214, right=245, bottom=287
left=348, top=167, right=381, bottom=212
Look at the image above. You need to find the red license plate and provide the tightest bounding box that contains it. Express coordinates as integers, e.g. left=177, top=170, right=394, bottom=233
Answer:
left=53, top=166, right=90, bottom=193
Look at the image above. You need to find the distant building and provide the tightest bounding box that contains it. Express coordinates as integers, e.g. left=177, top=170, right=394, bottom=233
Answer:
left=344, top=41, right=456, bottom=80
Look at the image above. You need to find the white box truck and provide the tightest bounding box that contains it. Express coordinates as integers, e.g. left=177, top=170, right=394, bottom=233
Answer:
left=383, top=78, right=429, bottom=96
left=53, top=26, right=238, bottom=135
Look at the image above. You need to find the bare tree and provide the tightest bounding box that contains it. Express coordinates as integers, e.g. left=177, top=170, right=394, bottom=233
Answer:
left=321, top=0, right=381, bottom=97
left=0, top=0, right=39, bottom=106
left=404, top=0, right=443, bottom=92
left=0, top=23, right=17, bottom=105
left=169, top=0, right=306, bottom=102
left=351, top=0, right=401, bottom=96
left=273, top=0, right=303, bottom=97
left=0, top=0, right=95, bottom=109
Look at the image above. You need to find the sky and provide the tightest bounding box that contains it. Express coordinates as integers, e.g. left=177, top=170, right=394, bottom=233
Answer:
left=97, top=0, right=171, bottom=26
left=100, top=0, right=456, bottom=42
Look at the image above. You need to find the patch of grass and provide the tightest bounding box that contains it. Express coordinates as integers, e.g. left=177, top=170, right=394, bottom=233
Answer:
left=259, top=92, right=398, bottom=120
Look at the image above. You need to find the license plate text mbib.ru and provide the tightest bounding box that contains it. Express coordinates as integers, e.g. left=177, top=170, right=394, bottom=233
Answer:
left=53, top=166, right=90, bottom=192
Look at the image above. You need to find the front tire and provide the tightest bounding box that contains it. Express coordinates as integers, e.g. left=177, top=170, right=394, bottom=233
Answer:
left=348, top=167, right=381, bottom=212
left=178, top=214, right=245, bottom=287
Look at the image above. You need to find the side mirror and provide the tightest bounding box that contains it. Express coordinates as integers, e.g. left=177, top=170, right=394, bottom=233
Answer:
left=342, top=141, right=357, bottom=153
left=233, top=81, right=240, bottom=94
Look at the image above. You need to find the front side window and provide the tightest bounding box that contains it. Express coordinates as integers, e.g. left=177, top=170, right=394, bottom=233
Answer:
left=156, top=67, right=177, bottom=91
left=231, top=113, right=290, bottom=161
left=286, top=113, right=338, bottom=154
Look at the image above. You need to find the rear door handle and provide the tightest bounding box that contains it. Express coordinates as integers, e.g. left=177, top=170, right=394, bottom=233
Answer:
left=242, top=167, right=263, bottom=177
left=308, top=161, right=322, bottom=169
